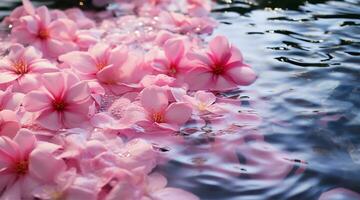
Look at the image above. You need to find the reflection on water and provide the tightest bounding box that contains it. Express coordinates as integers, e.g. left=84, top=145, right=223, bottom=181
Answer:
left=1, top=0, right=360, bottom=199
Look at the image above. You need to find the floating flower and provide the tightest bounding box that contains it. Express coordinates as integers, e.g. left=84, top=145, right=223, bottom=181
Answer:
left=0, top=129, right=66, bottom=199
left=0, top=44, right=57, bottom=92
left=137, top=86, right=193, bottom=131
left=0, top=110, right=20, bottom=138
left=33, top=169, right=99, bottom=200
left=60, top=44, right=148, bottom=94
left=185, top=36, right=257, bottom=91
left=151, top=39, right=192, bottom=83
left=11, top=6, right=77, bottom=58
left=0, top=86, right=24, bottom=112
left=23, top=72, right=94, bottom=130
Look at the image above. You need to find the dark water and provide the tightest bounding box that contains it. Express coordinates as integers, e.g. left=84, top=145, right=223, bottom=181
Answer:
left=1, top=0, right=360, bottom=199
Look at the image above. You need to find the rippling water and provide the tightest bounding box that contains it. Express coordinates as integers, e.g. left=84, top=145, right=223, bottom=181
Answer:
left=2, top=0, right=360, bottom=199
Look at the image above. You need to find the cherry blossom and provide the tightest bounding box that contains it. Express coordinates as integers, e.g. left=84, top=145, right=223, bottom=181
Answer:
left=0, top=44, right=57, bottom=92
left=185, top=36, right=257, bottom=91
left=23, top=72, right=94, bottom=130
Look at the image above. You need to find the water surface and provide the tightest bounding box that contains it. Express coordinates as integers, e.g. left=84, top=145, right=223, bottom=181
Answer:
left=1, top=0, right=360, bottom=199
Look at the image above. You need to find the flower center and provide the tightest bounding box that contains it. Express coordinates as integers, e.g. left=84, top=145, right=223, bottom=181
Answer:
left=96, top=60, right=108, bottom=70
left=153, top=112, right=164, bottom=123
left=13, top=160, right=28, bottom=175
left=198, top=102, right=207, bottom=111
left=212, top=65, right=224, bottom=75
left=167, top=64, right=177, bottom=77
left=53, top=100, right=66, bottom=111
left=51, top=191, right=65, bottom=200
left=13, top=60, right=28, bottom=75
left=38, top=28, right=50, bottom=40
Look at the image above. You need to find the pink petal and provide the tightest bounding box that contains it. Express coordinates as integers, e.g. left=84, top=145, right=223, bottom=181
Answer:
left=209, top=36, right=232, bottom=64
left=36, top=6, right=51, bottom=26
left=151, top=188, right=199, bottom=200
left=164, top=102, right=192, bottom=125
left=226, top=66, right=257, bottom=86
left=29, top=147, right=66, bottom=182
left=13, top=129, right=36, bottom=159
left=62, top=110, right=89, bottom=129
left=108, top=46, right=128, bottom=68
left=1, top=180, right=22, bottom=200
left=29, top=60, right=58, bottom=73
left=213, top=75, right=237, bottom=91
left=140, top=86, right=168, bottom=113
left=0, top=110, right=20, bottom=138
left=96, top=65, right=120, bottom=84
left=194, top=91, right=216, bottom=106
left=319, top=188, right=360, bottom=200
left=22, top=15, right=39, bottom=35
left=164, top=39, right=184, bottom=65
left=0, top=137, right=19, bottom=162
left=23, top=46, right=42, bottom=63
left=64, top=81, right=90, bottom=103
left=89, top=43, right=110, bottom=61
left=41, top=72, right=65, bottom=98
left=36, top=109, right=62, bottom=130
left=0, top=71, right=19, bottom=84
left=22, top=0, right=35, bottom=15
left=187, top=52, right=212, bottom=67
left=11, top=26, right=37, bottom=44
left=147, top=173, right=167, bottom=193
left=23, top=91, right=52, bottom=112
left=184, top=67, right=212, bottom=90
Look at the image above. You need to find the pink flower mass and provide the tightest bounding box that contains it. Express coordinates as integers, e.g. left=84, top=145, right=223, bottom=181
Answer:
left=0, top=0, right=343, bottom=199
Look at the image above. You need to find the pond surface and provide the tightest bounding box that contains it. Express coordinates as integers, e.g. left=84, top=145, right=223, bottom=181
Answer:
left=1, top=0, right=360, bottom=199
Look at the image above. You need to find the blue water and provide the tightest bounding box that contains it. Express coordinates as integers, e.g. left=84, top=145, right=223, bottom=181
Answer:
left=1, top=0, right=360, bottom=199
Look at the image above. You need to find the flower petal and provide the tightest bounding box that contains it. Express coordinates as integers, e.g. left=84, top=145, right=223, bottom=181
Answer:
left=23, top=91, right=52, bottom=112
left=226, top=66, right=257, bottom=86
left=64, top=81, right=90, bottom=104
left=140, top=86, right=168, bottom=113
left=59, top=52, right=97, bottom=74
left=209, top=36, right=232, bottom=64
left=164, top=102, right=192, bottom=125
left=164, top=39, right=184, bottom=65
left=36, top=109, right=62, bottom=130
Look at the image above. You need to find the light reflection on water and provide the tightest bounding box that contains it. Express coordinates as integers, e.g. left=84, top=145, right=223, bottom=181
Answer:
left=1, top=0, right=360, bottom=199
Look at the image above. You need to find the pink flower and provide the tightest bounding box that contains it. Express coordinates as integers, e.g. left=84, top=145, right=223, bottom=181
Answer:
left=0, top=129, right=66, bottom=199
left=2, top=0, right=35, bottom=26
left=0, top=86, right=24, bottom=111
left=319, top=188, right=360, bottom=200
left=172, top=89, right=223, bottom=114
left=0, top=110, right=20, bottom=138
left=33, top=169, right=99, bottom=200
left=105, top=171, right=199, bottom=200
left=143, top=173, right=199, bottom=200
left=0, top=44, right=58, bottom=92
left=158, top=11, right=216, bottom=34
left=60, top=44, right=147, bottom=94
left=64, top=8, right=96, bottom=29
left=138, top=86, right=192, bottom=131
left=23, top=72, right=94, bottom=130
left=185, top=36, right=257, bottom=91
left=11, top=6, right=77, bottom=58
left=151, top=39, right=192, bottom=83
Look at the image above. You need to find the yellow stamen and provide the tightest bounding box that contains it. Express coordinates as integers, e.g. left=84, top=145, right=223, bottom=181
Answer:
left=53, top=100, right=66, bottom=111
left=96, top=60, right=108, bottom=70
left=13, top=60, right=28, bottom=74
left=14, top=160, right=28, bottom=175
left=38, top=28, right=50, bottom=40
left=153, top=112, right=164, bottom=123
left=212, top=65, right=224, bottom=75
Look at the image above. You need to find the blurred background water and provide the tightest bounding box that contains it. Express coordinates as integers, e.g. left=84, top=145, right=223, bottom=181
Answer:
left=1, top=0, right=360, bottom=199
